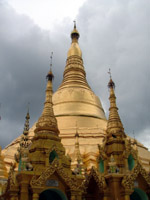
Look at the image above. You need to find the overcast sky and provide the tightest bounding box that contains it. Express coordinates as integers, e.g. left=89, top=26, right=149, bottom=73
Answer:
left=0, top=0, right=150, bottom=149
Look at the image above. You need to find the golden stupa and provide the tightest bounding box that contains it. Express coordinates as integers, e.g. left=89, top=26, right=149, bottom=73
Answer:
left=1, top=67, right=150, bottom=200
left=2, top=24, right=150, bottom=173
left=1, top=23, right=150, bottom=200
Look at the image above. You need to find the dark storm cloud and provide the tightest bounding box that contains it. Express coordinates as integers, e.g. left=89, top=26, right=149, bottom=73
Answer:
left=0, top=2, right=71, bottom=148
left=0, top=0, right=150, bottom=149
left=77, top=0, right=150, bottom=144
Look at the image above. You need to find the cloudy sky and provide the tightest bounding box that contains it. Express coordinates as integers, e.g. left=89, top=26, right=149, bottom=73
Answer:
left=0, top=0, right=150, bottom=149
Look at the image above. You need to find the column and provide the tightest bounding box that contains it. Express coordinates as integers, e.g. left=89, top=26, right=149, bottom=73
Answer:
left=124, top=195, right=130, bottom=200
left=9, top=189, right=19, bottom=200
left=71, top=190, right=78, bottom=200
left=20, top=183, right=29, bottom=200
left=103, top=190, right=110, bottom=200
left=121, top=189, right=133, bottom=200
left=76, top=193, right=82, bottom=200
left=33, top=193, right=39, bottom=200
left=103, top=197, right=109, bottom=200
left=10, top=196, right=18, bottom=200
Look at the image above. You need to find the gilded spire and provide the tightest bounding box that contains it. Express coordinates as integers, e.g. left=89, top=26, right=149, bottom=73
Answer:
left=67, top=21, right=82, bottom=58
left=74, top=130, right=82, bottom=162
left=29, top=60, right=72, bottom=171
left=103, top=70, right=126, bottom=173
left=15, top=109, right=31, bottom=171
left=72, top=127, right=84, bottom=175
left=20, top=108, right=30, bottom=147
left=107, top=70, right=124, bottom=137
left=59, top=23, right=91, bottom=90
left=22, top=106, right=30, bottom=135
left=35, top=66, right=59, bottom=135
left=71, top=20, right=80, bottom=41
left=53, top=24, right=106, bottom=122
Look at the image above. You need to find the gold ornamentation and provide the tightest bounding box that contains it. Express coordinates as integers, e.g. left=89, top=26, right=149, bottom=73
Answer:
left=122, top=162, right=150, bottom=189
left=30, top=159, right=78, bottom=190
left=83, top=167, right=107, bottom=191
left=15, top=110, right=32, bottom=171
left=98, top=144, right=107, bottom=160
left=123, top=138, right=138, bottom=160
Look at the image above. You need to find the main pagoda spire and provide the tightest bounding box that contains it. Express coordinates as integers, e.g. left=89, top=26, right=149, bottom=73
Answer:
left=58, top=22, right=90, bottom=90
left=52, top=24, right=107, bottom=170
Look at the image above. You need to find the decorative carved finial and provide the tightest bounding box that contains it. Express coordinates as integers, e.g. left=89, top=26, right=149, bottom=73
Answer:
left=73, top=20, right=76, bottom=29
left=23, top=107, right=30, bottom=135
left=108, top=68, right=115, bottom=89
left=15, top=109, right=32, bottom=171
left=46, top=52, right=54, bottom=81
left=71, top=20, right=79, bottom=40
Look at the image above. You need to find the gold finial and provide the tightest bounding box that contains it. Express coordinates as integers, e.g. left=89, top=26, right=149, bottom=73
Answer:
left=108, top=68, right=115, bottom=89
left=23, top=107, right=30, bottom=135
left=47, top=52, right=54, bottom=81
left=71, top=21, right=80, bottom=40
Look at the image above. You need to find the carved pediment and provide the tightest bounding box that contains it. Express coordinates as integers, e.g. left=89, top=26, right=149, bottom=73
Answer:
left=122, top=162, right=150, bottom=190
left=83, top=167, right=107, bottom=192
left=30, top=159, right=78, bottom=190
